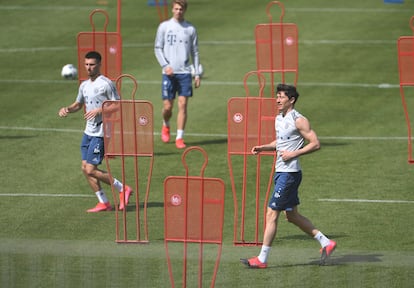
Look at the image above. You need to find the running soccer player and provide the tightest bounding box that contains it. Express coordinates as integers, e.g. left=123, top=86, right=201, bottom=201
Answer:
left=241, top=84, right=336, bottom=268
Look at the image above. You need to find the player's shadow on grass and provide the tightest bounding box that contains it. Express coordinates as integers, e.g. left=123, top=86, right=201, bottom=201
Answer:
left=265, top=232, right=383, bottom=268
left=307, top=253, right=383, bottom=266
left=331, top=254, right=383, bottom=264
left=265, top=254, right=383, bottom=269
left=279, top=232, right=347, bottom=241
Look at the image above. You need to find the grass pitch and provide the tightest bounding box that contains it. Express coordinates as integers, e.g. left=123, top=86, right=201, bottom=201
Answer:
left=1, top=0, right=414, bottom=287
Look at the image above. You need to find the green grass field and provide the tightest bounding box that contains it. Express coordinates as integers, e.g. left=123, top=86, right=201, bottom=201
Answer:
left=1, top=0, right=414, bottom=287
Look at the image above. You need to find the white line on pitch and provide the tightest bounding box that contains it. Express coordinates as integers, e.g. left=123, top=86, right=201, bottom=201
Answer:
left=318, top=198, right=414, bottom=204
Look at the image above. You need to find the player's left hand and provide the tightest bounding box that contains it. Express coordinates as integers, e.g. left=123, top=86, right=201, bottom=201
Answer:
left=84, top=108, right=100, bottom=121
left=279, top=150, right=294, bottom=162
left=194, top=76, right=201, bottom=88
left=58, top=107, right=69, bottom=117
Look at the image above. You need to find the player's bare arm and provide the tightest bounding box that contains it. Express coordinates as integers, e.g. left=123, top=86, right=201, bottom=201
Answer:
left=294, top=117, right=320, bottom=157
left=251, top=140, right=277, bottom=155
left=278, top=117, right=320, bottom=162
left=58, top=102, right=83, bottom=117
left=84, top=108, right=102, bottom=121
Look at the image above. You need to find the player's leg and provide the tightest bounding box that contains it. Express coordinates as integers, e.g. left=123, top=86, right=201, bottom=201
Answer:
left=162, top=99, right=173, bottom=124
left=176, top=96, right=188, bottom=132
left=162, top=98, right=173, bottom=141
left=92, top=136, right=132, bottom=210
left=82, top=161, right=112, bottom=212
left=285, top=206, right=336, bottom=264
left=284, top=206, right=317, bottom=236
left=175, top=74, right=192, bottom=149
left=83, top=162, right=132, bottom=211
left=263, top=208, right=281, bottom=246
left=241, top=173, right=290, bottom=268
left=81, top=135, right=131, bottom=212
left=80, top=134, right=108, bottom=209
left=83, top=162, right=111, bottom=186
left=258, top=208, right=282, bottom=263
left=81, top=136, right=111, bottom=186
left=240, top=208, right=281, bottom=269
left=161, top=75, right=175, bottom=143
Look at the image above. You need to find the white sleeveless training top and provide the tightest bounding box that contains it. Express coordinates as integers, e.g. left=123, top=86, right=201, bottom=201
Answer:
left=275, top=109, right=305, bottom=172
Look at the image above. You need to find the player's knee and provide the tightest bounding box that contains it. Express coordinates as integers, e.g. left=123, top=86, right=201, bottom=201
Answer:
left=164, top=104, right=172, bottom=111
left=163, top=100, right=173, bottom=111
left=82, top=164, right=96, bottom=176
left=266, top=209, right=278, bottom=223
left=284, top=211, right=298, bottom=223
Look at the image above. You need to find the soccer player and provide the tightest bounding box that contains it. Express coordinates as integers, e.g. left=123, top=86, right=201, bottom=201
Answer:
left=154, top=0, right=201, bottom=149
left=58, top=51, right=132, bottom=212
left=241, top=84, right=336, bottom=268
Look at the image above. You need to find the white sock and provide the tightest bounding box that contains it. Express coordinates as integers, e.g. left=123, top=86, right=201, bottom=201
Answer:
left=314, top=231, right=331, bottom=248
left=258, top=245, right=271, bottom=263
left=176, top=129, right=184, bottom=140
left=113, top=178, right=124, bottom=192
left=163, top=120, right=170, bottom=127
left=95, top=190, right=108, bottom=203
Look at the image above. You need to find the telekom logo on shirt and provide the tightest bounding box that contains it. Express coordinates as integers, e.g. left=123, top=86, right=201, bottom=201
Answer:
left=167, top=34, right=176, bottom=46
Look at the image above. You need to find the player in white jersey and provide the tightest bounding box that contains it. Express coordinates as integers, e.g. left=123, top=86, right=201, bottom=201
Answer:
left=241, top=84, right=336, bottom=268
left=154, top=0, right=201, bottom=149
left=58, top=51, right=132, bottom=212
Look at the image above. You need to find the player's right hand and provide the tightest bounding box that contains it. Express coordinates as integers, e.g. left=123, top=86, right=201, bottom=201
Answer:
left=164, top=66, right=173, bottom=76
left=58, top=107, right=69, bottom=117
left=251, top=146, right=261, bottom=155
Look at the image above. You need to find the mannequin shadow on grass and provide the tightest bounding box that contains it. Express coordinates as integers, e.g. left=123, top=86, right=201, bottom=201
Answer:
left=186, top=137, right=228, bottom=146
left=0, top=135, right=37, bottom=140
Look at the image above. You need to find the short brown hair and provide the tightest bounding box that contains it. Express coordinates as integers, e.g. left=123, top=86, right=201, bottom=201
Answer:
left=172, top=0, right=188, bottom=10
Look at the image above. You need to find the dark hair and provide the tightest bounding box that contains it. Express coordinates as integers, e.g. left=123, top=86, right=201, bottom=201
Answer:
left=85, top=51, right=102, bottom=63
left=276, top=83, right=299, bottom=103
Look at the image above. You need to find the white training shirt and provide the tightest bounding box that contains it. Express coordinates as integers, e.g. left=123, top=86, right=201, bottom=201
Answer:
left=275, top=109, right=305, bottom=172
left=154, top=17, right=200, bottom=76
left=76, top=75, right=120, bottom=137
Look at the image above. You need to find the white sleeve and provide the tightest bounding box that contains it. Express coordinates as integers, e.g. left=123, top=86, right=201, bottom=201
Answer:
left=154, top=22, right=169, bottom=68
